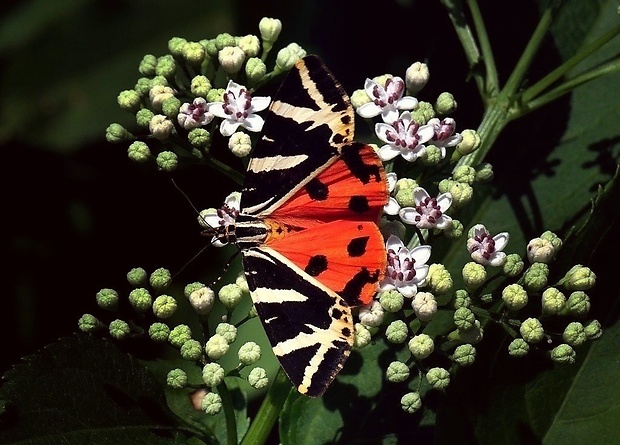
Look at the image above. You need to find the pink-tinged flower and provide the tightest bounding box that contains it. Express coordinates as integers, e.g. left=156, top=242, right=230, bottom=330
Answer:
left=467, top=224, right=509, bottom=266
left=199, top=192, right=241, bottom=247
left=380, top=235, right=431, bottom=298
left=427, top=117, right=462, bottom=148
left=383, top=172, right=400, bottom=215
left=357, top=76, right=418, bottom=123
left=178, top=97, right=214, bottom=130
left=399, top=188, right=453, bottom=229
left=375, top=111, right=435, bottom=162
left=208, top=81, right=270, bottom=136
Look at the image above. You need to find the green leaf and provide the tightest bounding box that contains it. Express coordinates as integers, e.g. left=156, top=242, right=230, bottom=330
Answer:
left=0, top=335, right=192, bottom=444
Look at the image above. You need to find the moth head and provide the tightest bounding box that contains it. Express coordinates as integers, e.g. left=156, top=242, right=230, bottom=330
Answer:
left=198, top=199, right=240, bottom=247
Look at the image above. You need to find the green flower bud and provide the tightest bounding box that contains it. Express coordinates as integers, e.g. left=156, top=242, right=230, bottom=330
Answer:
left=385, top=320, right=408, bottom=344
left=247, top=367, right=269, bottom=389
left=452, top=344, right=476, bottom=366
left=168, top=37, right=187, bottom=57
left=502, top=283, right=528, bottom=311
left=411, top=101, right=435, bottom=125
left=454, top=307, right=476, bottom=331
left=149, top=267, right=172, bottom=291
left=419, top=145, right=444, bottom=166
left=462, top=261, right=487, bottom=291
left=519, top=318, right=544, bottom=343
left=426, top=367, right=450, bottom=389
left=452, top=166, right=476, bottom=185
left=561, top=265, right=596, bottom=291
left=180, top=339, right=203, bottom=361
left=206, top=87, right=225, bottom=103
left=155, top=55, right=176, bottom=78
left=127, top=267, right=147, bottom=286
left=128, top=288, right=152, bottom=313
left=150, top=115, right=174, bottom=140
left=449, top=320, right=483, bottom=344
left=235, top=272, right=249, bottom=293
left=354, top=323, right=372, bottom=349
left=166, top=368, right=187, bottom=389
left=564, top=291, right=591, bottom=317
left=435, top=92, right=457, bottom=115
left=508, top=338, right=529, bottom=357
left=135, top=108, right=154, bottom=129
left=394, top=178, right=418, bottom=207
left=138, top=54, right=157, bottom=76
left=149, top=85, right=174, bottom=110
left=205, top=334, right=229, bottom=360
left=218, top=46, right=246, bottom=74
left=203, top=38, right=218, bottom=58
left=386, top=361, right=410, bottom=383
left=213, top=323, right=236, bottom=344
left=405, top=61, right=429, bottom=94
left=105, top=123, right=133, bottom=143
left=408, top=333, right=434, bottom=360
left=238, top=341, right=262, bottom=365
left=117, top=89, right=142, bottom=113
left=188, top=286, right=215, bottom=315
left=584, top=319, right=602, bottom=339
left=156, top=151, right=178, bottom=172
left=526, top=237, right=557, bottom=264
left=228, top=131, right=252, bottom=158
left=78, top=313, right=101, bottom=333
left=379, top=290, right=404, bottom=313
left=109, top=319, right=130, bottom=340
left=401, top=391, right=422, bottom=414
left=427, top=263, right=453, bottom=295
left=183, top=282, right=204, bottom=298
left=454, top=289, right=471, bottom=309
left=96, top=288, right=119, bottom=311
left=351, top=89, right=371, bottom=110
left=444, top=219, right=464, bottom=239
left=215, top=32, right=236, bottom=50
left=219, top=283, right=244, bottom=309
left=190, top=75, right=212, bottom=98
left=275, top=43, right=306, bottom=72
left=169, top=324, right=192, bottom=348
left=238, top=34, right=260, bottom=57
left=134, top=77, right=151, bottom=96
left=541, top=231, right=562, bottom=249
left=411, top=291, right=437, bottom=322
left=149, top=322, right=170, bottom=343
left=127, top=141, right=151, bottom=163
left=202, top=362, right=225, bottom=387
left=201, top=392, right=223, bottom=415
left=259, top=17, right=282, bottom=46
left=456, top=129, right=481, bottom=156
left=183, top=41, right=206, bottom=66
left=188, top=128, right=211, bottom=150
left=562, top=322, right=586, bottom=347
left=474, top=161, right=493, bottom=182
left=245, top=57, right=267, bottom=86
left=161, top=96, right=181, bottom=119
left=550, top=343, right=576, bottom=364
left=502, top=253, right=524, bottom=277
left=541, top=287, right=566, bottom=315
left=152, top=295, right=177, bottom=319
left=441, top=180, right=473, bottom=208
left=149, top=75, right=168, bottom=87
left=523, top=263, right=549, bottom=292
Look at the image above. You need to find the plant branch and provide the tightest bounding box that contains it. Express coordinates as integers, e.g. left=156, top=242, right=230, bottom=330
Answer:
left=467, top=0, right=499, bottom=97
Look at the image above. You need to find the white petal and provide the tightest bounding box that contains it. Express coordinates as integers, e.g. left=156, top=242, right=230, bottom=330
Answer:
left=417, top=124, right=435, bottom=144
left=435, top=214, right=453, bottom=230
left=399, top=284, right=418, bottom=299
left=386, top=172, right=397, bottom=192
left=381, top=106, right=399, bottom=123
left=241, top=114, right=265, bottom=133
left=357, top=102, right=382, bottom=118
left=398, top=207, right=420, bottom=225
left=385, top=234, right=405, bottom=252
left=395, top=96, right=418, bottom=110
left=488, top=252, right=507, bottom=267
left=436, top=192, right=453, bottom=212
left=212, top=238, right=228, bottom=248
left=411, top=245, right=432, bottom=265
left=413, top=264, right=430, bottom=283
left=401, top=146, right=424, bottom=162
left=220, top=119, right=240, bottom=137
left=225, top=191, right=242, bottom=210
left=250, top=96, right=271, bottom=112
left=207, top=102, right=228, bottom=119
left=375, top=122, right=394, bottom=144
left=383, top=197, right=400, bottom=215
left=379, top=282, right=396, bottom=292
left=493, top=232, right=510, bottom=251
left=378, top=144, right=401, bottom=161
left=225, top=80, right=243, bottom=95
left=413, top=187, right=431, bottom=204
left=363, top=78, right=379, bottom=97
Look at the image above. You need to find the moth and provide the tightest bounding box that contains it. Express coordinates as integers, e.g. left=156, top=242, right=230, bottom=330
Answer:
left=211, top=55, right=388, bottom=397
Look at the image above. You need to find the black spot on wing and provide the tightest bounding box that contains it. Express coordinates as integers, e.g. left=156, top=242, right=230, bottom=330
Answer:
left=306, top=178, right=329, bottom=201
left=349, top=196, right=369, bottom=213
left=305, top=255, right=328, bottom=276
left=347, top=236, right=369, bottom=257
left=338, top=268, right=381, bottom=307
left=341, top=142, right=383, bottom=184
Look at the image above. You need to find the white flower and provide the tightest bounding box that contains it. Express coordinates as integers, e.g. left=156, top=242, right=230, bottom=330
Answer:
left=375, top=111, right=435, bottom=162
left=357, top=76, right=418, bottom=123
left=177, top=97, right=214, bottom=130
left=199, top=192, right=241, bottom=247
left=208, top=81, right=270, bottom=136
left=358, top=299, right=384, bottom=327
left=380, top=235, right=431, bottom=298
left=399, top=187, right=453, bottom=230
left=427, top=117, right=462, bottom=148
left=467, top=224, right=509, bottom=266
left=383, top=172, right=400, bottom=215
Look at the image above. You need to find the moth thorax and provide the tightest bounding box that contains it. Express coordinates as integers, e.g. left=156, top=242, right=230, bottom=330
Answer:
left=202, top=224, right=237, bottom=245
left=234, top=215, right=269, bottom=249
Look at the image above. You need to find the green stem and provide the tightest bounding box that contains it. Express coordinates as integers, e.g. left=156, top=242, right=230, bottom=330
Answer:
left=240, top=367, right=292, bottom=445
left=467, top=0, right=499, bottom=97
left=217, top=380, right=238, bottom=445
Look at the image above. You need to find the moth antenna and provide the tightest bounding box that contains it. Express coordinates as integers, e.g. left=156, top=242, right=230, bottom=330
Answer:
left=208, top=247, right=242, bottom=288
left=170, top=178, right=214, bottom=229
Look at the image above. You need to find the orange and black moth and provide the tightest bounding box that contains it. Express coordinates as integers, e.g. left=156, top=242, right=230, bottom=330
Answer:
left=212, top=55, right=389, bottom=397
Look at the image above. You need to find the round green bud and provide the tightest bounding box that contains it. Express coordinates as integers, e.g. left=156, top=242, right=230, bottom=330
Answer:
left=128, top=288, right=152, bottom=313
left=427, top=263, right=453, bottom=295
left=474, top=162, right=494, bottom=182
left=275, top=43, right=307, bottom=72
left=452, top=165, right=476, bottom=185
left=117, top=89, right=142, bottom=113
left=452, top=344, right=476, bottom=367
left=462, top=261, right=487, bottom=291
left=105, top=123, right=133, bottom=143
left=444, top=180, right=473, bottom=208
left=583, top=319, right=602, bottom=340
left=541, top=231, right=562, bottom=250
left=456, top=129, right=481, bottom=156
left=238, top=34, right=261, bottom=57
left=454, top=289, right=471, bottom=309
left=127, top=141, right=151, bottom=163
left=135, top=108, right=155, bottom=128
left=519, top=318, right=544, bottom=344
left=218, top=283, right=244, bottom=309
left=138, top=54, right=157, bottom=76
left=96, top=288, right=119, bottom=311
left=180, top=339, right=203, bottom=361
left=201, top=392, right=223, bottom=415
left=235, top=272, right=249, bottom=293
left=78, top=313, right=101, bottom=333
left=183, top=41, right=206, bottom=65
left=562, top=322, right=586, bottom=347
left=523, top=263, right=549, bottom=292
left=508, top=338, right=529, bottom=357
left=206, top=87, right=225, bottom=103
left=385, top=320, right=408, bottom=344
left=149, top=75, right=169, bottom=87
left=379, top=289, right=404, bottom=313
left=169, top=324, right=192, bottom=348
left=190, top=75, right=212, bottom=98
left=149, top=85, right=174, bottom=110
left=238, top=341, right=262, bottom=365
left=149, top=322, right=170, bottom=343
left=394, top=179, right=418, bottom=208
left=205, top=334, right=230, bottom=360
left=155, top=55, right=176, bottom=78
left=541, top=287, right=566, bottom=315
left=152, top=295, right=177, bottom=319
left=188, top=286, right=215, bottom=315
left=127, top=267, right=147, bottom=286
left=419, top=145, right=444, bottom=166
left=218, top=46, right=246, bottom=74
left=149, top=115, right=174, bottom=140
left=550, top=343, right=576, bottom=365
left=564, top=291, right=591, bottom=317
left=435, top=92, right=457, bottom=115
left=167, top=37, right=187, bottom=57
left=259, top=17, right=282, bottom=45
left=426, top=367, right=450, bottom=389
left=405, top=61, right=429, bottom=94
left=166, top=368, right=187, bottom=389
left=449, top=320, right=483, bottom=344
left=454, top=307, right=476, bottom=331
left=408, top=333, right=434, bottom=360
left=351, top=89, right=371, bottom=110
left=109, top=319, right=130, bottom=340
left=245, top=57, right=267, bottom=86
left=502, top=254, right=524, bottom=277
left=202, top=362, right=225, bottom=387
left=156, top=151, right=178, bottom=172
left=247, top=367, right=269, bottom=390
left=228, top=131, right=252, bottom=158
left=215, top=32, right=236, bottom=50
left=561, top=265, right=596, bottom=291
left=215, top=323, right=237, bottom=344
left=134, top=77, right=151, bottom=96
left=354, top=323, right=372, bottom=349
left=400, top=391, right=422, bottom=414
left=161, top=96, right=181, bottom=119
left=149, top=267, right=172, bottom=291
left=184, top=282, right=205, bottom=298
left=203, top=38, right=218, bottom=57
left=502, top=283, right=528, bottom=311
left=187, top=128, right=211, bottom=150
left=411, top=101, right=435, bottom=125
left=386, top=361, right=410, bottom=383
